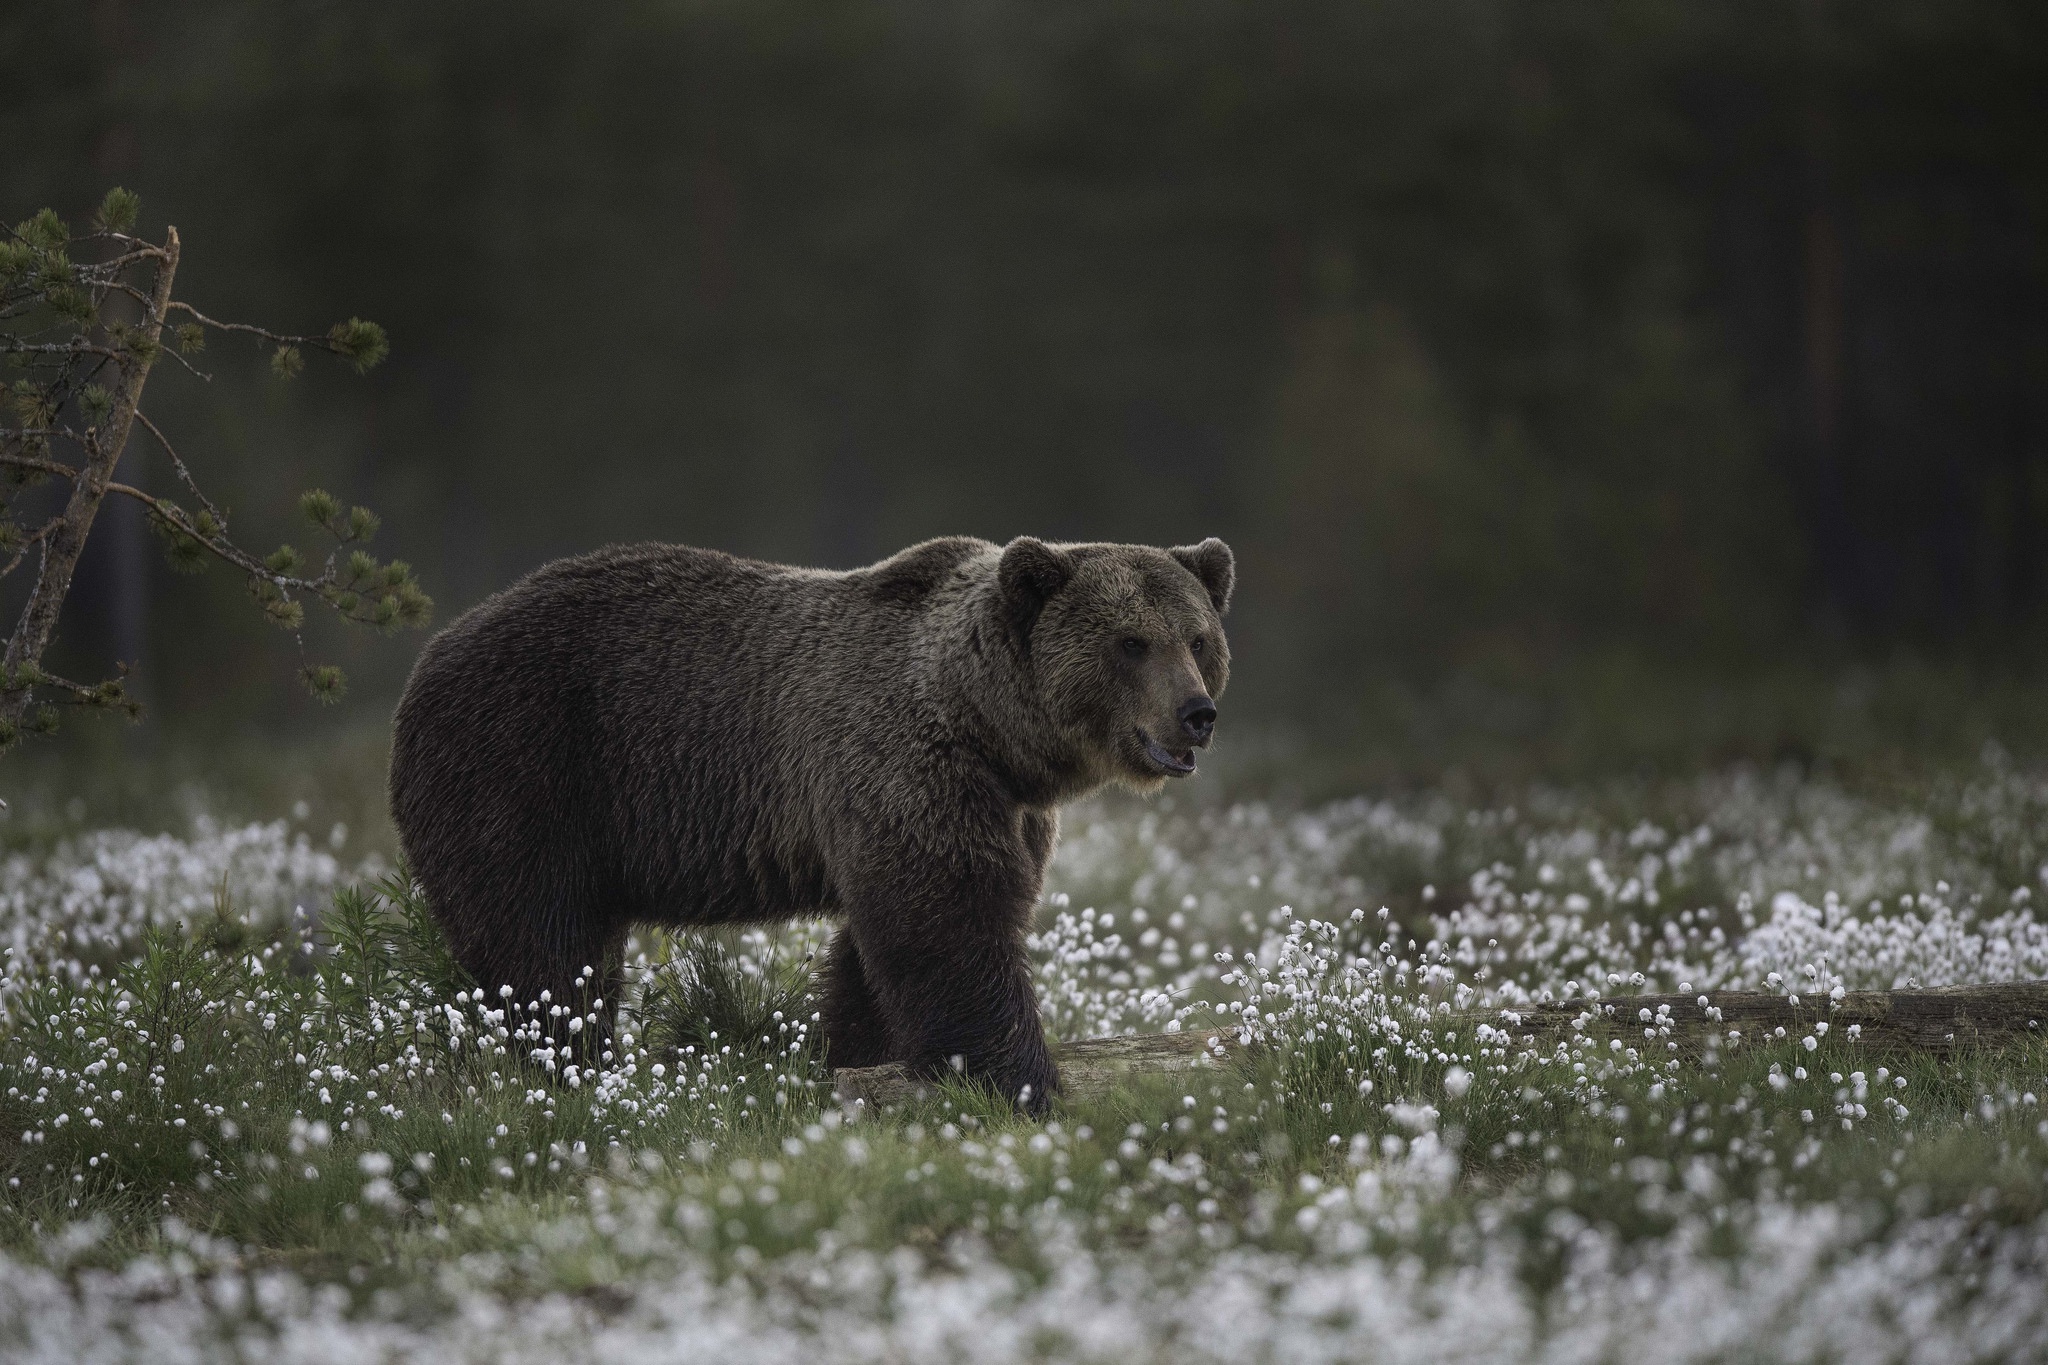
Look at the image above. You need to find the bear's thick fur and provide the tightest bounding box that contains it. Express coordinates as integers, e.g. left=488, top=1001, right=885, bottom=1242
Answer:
left=388, top=535, right=1232, bottom=1109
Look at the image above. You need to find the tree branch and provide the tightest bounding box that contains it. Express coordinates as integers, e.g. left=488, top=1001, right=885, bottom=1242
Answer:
left=105, top=481, right=358, bottom=595
left=0, top=340, right=123, bottom=361
left=0, top=453, right=81, bottom=481
left=154, top=344, right=214, bottom=383
left=18, top=666, right=132, bottom=710
left=133, top=411, right=225, bottom=525
left=165, top=301, right=330, bottom=350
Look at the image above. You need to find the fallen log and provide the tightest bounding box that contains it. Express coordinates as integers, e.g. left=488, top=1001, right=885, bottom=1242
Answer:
left=830, top=981, right=2048, bottom=1112
left=1489, top=979, right=2048, bottom=1055
left=832, top=1030, right=1239, bottom=1113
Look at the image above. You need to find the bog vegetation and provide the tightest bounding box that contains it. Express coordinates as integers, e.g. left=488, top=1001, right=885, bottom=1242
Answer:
left=0, top=764, right=2045, bottom=1360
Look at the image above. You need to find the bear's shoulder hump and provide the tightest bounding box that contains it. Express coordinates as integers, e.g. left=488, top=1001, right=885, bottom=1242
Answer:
left=854, top=537, right=991, bottom=606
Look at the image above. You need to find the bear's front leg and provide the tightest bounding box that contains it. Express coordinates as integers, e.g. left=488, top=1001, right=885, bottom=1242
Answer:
left=841, top=865, right=1058, bottom=1114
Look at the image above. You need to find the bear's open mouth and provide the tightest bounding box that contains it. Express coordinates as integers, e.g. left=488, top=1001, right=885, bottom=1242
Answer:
left=1140, top=731, right=1197, bottom=776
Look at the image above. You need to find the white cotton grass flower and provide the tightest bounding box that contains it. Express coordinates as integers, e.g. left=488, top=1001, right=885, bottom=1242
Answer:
left=1039, top=766, right=2048, bottom=1031
left=0, top=1196, right=2042, bottom=1361
left=0, top=816, right=374, bottom=974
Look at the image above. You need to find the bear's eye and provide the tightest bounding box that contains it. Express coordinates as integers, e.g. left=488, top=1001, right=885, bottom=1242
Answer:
left=1190, top=637, right=1205, bottom=655
left=1120, top=637, right=1147, bottom=658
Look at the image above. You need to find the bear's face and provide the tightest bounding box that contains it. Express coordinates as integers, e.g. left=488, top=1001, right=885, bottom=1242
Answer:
left=999, top=537, right=1233, bottom=793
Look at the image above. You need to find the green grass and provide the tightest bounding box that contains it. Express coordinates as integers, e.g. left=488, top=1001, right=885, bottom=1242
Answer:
left=2, top=875, right=2042, bottom=1299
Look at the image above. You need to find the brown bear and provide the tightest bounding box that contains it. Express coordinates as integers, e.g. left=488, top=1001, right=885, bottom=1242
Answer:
left=388, top=535, right=1232, bottom=1111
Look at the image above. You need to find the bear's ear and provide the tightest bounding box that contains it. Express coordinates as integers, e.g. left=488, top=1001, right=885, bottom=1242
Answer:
left=997, top=537, right=1073, bottom=636
left=1170, top=537, right=1234, bottom=615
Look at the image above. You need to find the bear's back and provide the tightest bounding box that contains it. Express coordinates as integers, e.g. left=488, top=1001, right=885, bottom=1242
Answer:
left=389, top=539, right=996, bottom=926
left=396, top=542, right=941, bottom=781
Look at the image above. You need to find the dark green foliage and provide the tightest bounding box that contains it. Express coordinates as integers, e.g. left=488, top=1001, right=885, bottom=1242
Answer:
left=326, top=317, right=388, bottom=374
left=251, top=577, right=305, bottom=630
left=18, top=209, right=66, bottom=252
left=146, top=502, right=211, bottom=574
left=300, top=663, right=346, bottom=702
left=298, top=489, right=340, bottom=526
left=93, top=187, right=140, bottom=234
left=638, top=932, right=819, bottom=1065
left=372, top=871, right=476, bottom=1004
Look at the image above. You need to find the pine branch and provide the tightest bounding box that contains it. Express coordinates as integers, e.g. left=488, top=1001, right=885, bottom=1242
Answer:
left=16, top=664, right=139, bottom=716
left=164, top=303, right=387, bottom=373
left=162, top=301, right=312, bottom=346
left=105, top=482, right=429, bottom=631
left=0, top=453, right=81, bottom=480
left=153, top=344, right=214, bottom=383
left=134, top=410, right=225, bottom=527
left=0, top=340, right=123, bottom=360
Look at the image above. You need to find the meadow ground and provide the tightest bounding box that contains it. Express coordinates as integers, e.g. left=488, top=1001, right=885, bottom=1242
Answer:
left=2, top=760, right=2047, bottom=1361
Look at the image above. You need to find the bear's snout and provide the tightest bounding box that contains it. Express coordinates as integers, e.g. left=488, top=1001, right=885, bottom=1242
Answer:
left=1177, top=695, right=1217, bottom=747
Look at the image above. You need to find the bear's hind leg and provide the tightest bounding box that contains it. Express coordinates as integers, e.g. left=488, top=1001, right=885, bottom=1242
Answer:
left=464, top=913, right=624, bottom=1056
left=545, top=923, right=627, bottom=1058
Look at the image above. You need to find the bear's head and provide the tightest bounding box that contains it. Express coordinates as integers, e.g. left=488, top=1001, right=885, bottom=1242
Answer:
left=998, top=536, right=1233, bottom=792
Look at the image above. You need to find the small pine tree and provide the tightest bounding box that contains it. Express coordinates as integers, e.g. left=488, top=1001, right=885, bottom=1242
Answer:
left=0, top=189, right=429, bottom=753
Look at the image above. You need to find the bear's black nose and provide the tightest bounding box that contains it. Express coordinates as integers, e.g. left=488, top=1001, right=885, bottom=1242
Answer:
left=1178, top=695, right=1217, bottom=745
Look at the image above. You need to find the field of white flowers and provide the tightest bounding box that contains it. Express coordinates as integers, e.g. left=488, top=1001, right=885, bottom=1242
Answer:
left=2, top=763, right=2047, bottom=1363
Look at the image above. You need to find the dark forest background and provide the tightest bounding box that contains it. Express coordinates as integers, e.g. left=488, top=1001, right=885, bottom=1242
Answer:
left=7, top=0, right=2048, bottom=795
